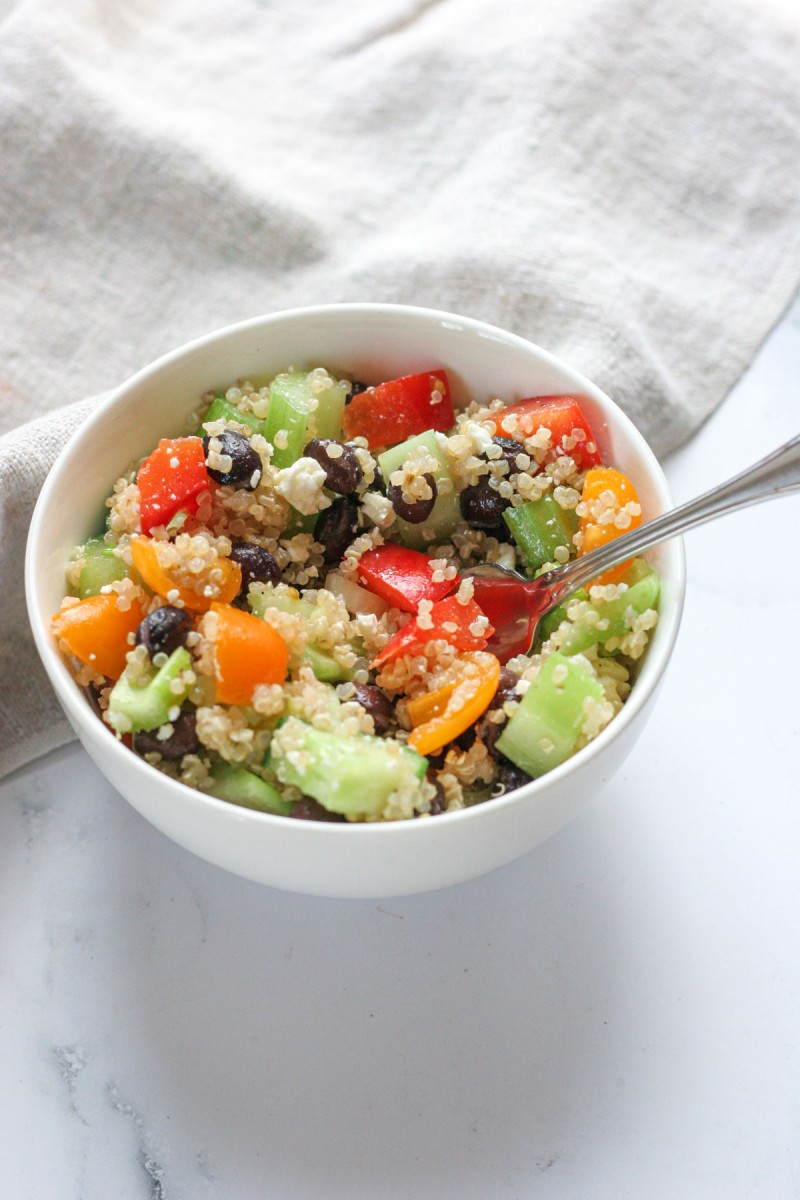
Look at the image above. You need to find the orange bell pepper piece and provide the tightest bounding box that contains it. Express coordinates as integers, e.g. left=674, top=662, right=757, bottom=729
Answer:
left=406, top=651, right=501, bottom=756
left=130, top=535, right=241, bottom=612
left=52, top=592, right=145, bottom=680
left=578, top=467, right=642, bottom=586
left=210, top=602, right=289, bottom=706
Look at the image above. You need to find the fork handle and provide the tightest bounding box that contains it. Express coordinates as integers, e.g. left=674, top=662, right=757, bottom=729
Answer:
left=544, top=433, right=800, bottom=605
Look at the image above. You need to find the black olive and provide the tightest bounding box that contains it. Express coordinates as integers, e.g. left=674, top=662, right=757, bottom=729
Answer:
left=202, top=430, right=262, bottom=489
left=351, top=683, right=394, bottom=734
left=135, top=605, right=193, bottom=659
left=459, top=478, right=509, bottom=530
left=494, top=758, right=533, bottom=795
left=388, top=473, right=437, bottom=524
left=133, top=712, right=200, bottom=761
left=303, top=438, right=363, bottom=495
left=314, top=495, right=359, bottom=563
left=488, top=436, right=528, bottom=476
left=229, top=540, right=282, bottom=602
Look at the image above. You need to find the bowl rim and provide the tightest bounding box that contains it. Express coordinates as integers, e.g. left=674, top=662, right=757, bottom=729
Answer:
left=25, top=301, right=686, bottom=840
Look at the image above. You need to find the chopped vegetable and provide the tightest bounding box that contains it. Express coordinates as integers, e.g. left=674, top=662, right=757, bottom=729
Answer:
left=52, top=592, right=145, bottom=680
left=357, top=544, right=456, bottom=612
left=503, top=495, right=579, bottom=573
left=130, top=536, right=241, bottom=611
left=407, top=652, right=501, bottom=755
left=210, top=602, right=289, bottom=705
left=207, top=763, right=292, bottom=815
left=378, top=429, right=461, bottom=549
left=137, top=437, right=210, bottom=534
left=270, top=717, right=427, bottom=819
left=107, top=647, right=193, bottom=732
left=372, top=595, right=494, bottom=667
left=578, top=466, right=642, bottom=585
left=487, top=395, right=602, bottom=471
left=495, top=651, right=605, bottom=778
left=343, top=370, right=454, bottom=449
left=71, top=538, right=129, bottom=598
left=264, top=370, right=347, bottom=468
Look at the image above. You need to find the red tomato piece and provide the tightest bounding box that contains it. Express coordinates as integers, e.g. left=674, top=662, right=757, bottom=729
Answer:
left=487, top=395, right=603, bottom=471
left=356, top=545, right=457, bottom=613
left=342, top=369, right=454, bottom=450
left=137, top=437, right=210, bottom=534
left=372, top=595, right=493, bottom=668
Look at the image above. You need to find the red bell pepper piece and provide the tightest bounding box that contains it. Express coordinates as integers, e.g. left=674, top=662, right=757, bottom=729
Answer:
left=356, top=545, right=457, bottom=613
left=487, top=395, right=603, bottom=471
left=372, top=595, right=494, bottom=668
left=342, top=369, right=454, bottom=450
left=137, top=437, right=210, bottom=534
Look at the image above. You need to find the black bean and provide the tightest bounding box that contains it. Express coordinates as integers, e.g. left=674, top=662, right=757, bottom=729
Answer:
left=290, top=796, right=346, bottom=822
left=494, top=758, right=533, bottom=795
left=133, top=712, right=199, bottom=761
left=202, top=430, right=262, bottom=489
left=351, top=684, right=394, bottom=734
left=388, top=473, right=437, bottom=524
left=474, top=668, right=521, bottom=753
left=459, top=478, right=509, bottom=530
left=427, top=772, right=447, bottom=816
left=135, top=605, right=193, bottom=659
left=303, top=438, right=363, bottom=495
left=488, top=436, right=528, bottom=476
left=229, top=540, right=282, bottom=600
left=345, top=380, right=370, bottom=404
left=314, top=495, right=359, bottom=563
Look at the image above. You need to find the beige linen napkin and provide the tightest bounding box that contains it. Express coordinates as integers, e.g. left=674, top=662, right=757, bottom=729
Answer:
left=1, top=0, right=799, bottom=777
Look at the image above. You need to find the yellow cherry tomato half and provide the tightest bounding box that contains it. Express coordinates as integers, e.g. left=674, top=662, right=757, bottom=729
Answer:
left=406, top=651, right=501, bottom=756
left=578, top=467, right=642, bottom=586
left=130, top=535, right=241, bottom=612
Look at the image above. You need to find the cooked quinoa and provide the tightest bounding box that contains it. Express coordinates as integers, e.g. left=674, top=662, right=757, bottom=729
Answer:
left=52, top=364, right=660, bottom=823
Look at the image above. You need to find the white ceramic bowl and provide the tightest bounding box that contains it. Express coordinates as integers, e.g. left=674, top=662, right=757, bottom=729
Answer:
left=26, top=304, right=685, bottom=898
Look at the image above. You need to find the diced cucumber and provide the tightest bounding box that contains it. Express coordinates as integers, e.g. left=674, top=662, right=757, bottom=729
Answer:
left=378, top=429, right=461, bottom=548
left=303, top=644, right=353, bottom=683
left=201, top=394, right=265, bottom=437
left=107, top=647, right=193, bottom=733
left=270, top=718, right=427, bottom=818
left=72, top=538, right=129, bottom=598
left=552, top=569, right=660, bottom=657
left=264, top=370, right=347, bottom=467
left=495, top=651, right=605, bottom=778
left=207, top=763, right=292, bottom=815
left=534, top=588, right=588, bottom=650
left=248, top=585, right=315, bottom=622
left=504, top=496, right=579, bottom=574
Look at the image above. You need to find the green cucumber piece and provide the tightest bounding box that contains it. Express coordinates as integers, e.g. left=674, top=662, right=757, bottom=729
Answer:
left=207, top=764, right=292, bottom=815
left=264, top=370, right=347, bottom=467
left=534, top=588, right=588, bottom=650
left=303, top=644, right=353, bottom=683
left=378, top=429, right=461, bottom=548
left=270, top=718, right=427, bottom=818
left=504, top=496, right=579, bottom=574
left=108, top=647, right=193, bottom=733
left=201, top=395, right=265, bottom=437
left=496, top=651, right=605, bottom=778
left=553, top=569, right=660, bottom=657
left=72, top=538, right=129, bottom=598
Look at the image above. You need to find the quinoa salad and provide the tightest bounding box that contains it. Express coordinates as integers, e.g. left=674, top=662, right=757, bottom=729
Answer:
left=52, top=365, right=660, bottom=823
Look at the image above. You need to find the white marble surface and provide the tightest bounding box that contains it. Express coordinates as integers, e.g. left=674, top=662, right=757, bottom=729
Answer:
left=2, top=292, right=799, bottom=1198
